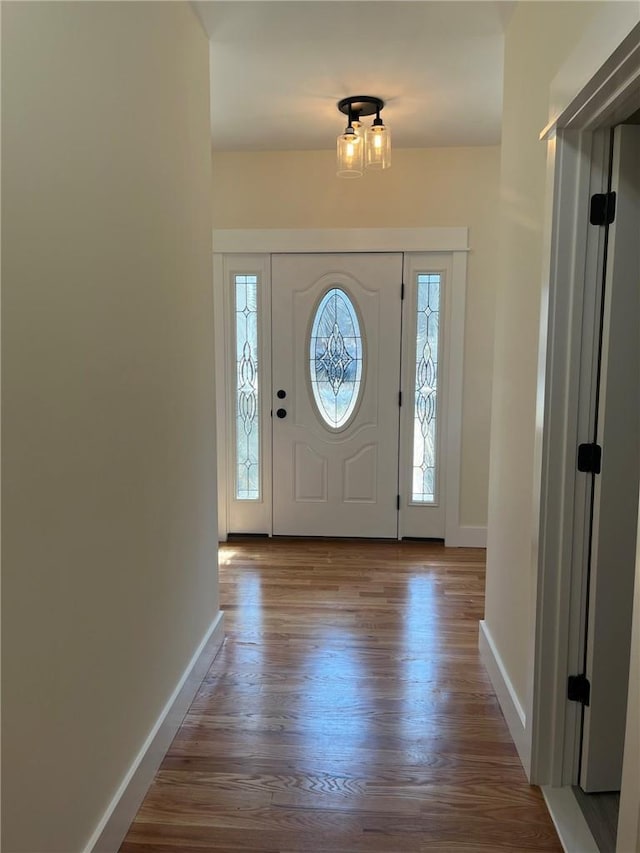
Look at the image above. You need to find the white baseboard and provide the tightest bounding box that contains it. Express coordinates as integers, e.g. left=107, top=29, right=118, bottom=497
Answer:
left=541, top=786, right=599, bottom=853
left=85, top=611, right=226, bottom=853
left=478, top=620, right=531, bottom=774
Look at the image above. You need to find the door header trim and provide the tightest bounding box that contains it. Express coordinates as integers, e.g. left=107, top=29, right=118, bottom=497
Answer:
left=212, top=227, right=469, bottom=254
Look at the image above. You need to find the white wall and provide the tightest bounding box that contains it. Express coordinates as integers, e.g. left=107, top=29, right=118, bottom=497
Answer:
left=1, top=3, right=219, bottom=851
left=212, top=146, right=500, bottom=529
left=484, top=0, right=637, bottom=753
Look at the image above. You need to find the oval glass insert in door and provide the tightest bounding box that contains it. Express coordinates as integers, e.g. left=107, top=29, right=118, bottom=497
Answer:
left=309, top=288, right=364, bottom=429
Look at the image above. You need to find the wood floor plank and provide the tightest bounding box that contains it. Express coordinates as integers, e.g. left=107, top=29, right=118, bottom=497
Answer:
left=119, top=538, right=560, bottom=852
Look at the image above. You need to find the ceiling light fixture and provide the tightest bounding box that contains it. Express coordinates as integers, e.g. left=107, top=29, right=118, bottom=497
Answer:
left=336, top=96, right=390, bottom=178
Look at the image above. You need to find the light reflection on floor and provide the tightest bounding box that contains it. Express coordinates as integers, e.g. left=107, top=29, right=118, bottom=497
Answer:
left=398, top=574, right=439, bottom=742
left=300, top=638, right=371, bottom=744
left=218, top=547, right=237, bottom=566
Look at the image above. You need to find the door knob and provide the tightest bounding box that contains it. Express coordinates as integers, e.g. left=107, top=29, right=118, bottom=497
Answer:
left=276, top=408, right=287, bottom=419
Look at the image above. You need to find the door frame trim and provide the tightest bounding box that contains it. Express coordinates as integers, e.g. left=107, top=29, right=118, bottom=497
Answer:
left=530, top=127, right=611, bottom=788
left=212, top=228, right=471, bottom=546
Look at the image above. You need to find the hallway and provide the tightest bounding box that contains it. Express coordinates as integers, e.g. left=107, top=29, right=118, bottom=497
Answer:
left=120, top=539, right=560, bottom=851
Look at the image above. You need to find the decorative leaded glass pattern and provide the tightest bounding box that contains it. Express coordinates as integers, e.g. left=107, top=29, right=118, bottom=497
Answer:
left=309, top=288, right=363, bottom=429
left=412, top=273, right=441, bottom=502
left=235, top=275, right=260, bottom=500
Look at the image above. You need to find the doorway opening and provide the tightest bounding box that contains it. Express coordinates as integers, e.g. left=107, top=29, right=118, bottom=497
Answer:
left=530, top=27, right=640, bottom=853
left=569, top=121, right=640, bottom=852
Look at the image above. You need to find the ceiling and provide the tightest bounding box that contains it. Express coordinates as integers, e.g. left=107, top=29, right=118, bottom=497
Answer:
left=194, top=1, right=512, bottom=152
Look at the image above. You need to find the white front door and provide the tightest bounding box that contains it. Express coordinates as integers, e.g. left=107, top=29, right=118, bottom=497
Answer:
left=272, top=253, right=402, bottom=538
left=217, top=244, right=461, bottom=541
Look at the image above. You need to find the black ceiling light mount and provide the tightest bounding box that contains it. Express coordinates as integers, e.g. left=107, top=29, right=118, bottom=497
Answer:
left=337, top=95, right=385, bottom=125
left=336, top=96, right=390, bottom=178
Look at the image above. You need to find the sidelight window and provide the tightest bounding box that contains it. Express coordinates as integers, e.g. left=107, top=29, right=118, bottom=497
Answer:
left=412, top=273, right=441, bottom=503
left=235, top=274, right=260, bottom=500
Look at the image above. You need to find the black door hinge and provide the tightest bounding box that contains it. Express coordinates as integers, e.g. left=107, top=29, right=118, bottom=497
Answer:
left=398, top=391, right=402, bottom=407
left=396, top=494, right=400, bottom=510
left=568, top=674, right=591, bottom=706
left=401, top=282, right=405, bottom=300
left=590, top=192, right=616, bottom=226
left=578, top=442, right=602, bottom=474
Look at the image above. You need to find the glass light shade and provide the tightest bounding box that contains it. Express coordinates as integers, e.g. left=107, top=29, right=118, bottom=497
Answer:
left=365, top=122, right=391, bottom=170
left=336, top=128, right=363, bottom=178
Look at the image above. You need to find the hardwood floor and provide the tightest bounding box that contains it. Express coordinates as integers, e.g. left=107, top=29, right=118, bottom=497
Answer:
left=120, top=538, right=561, bottom=852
